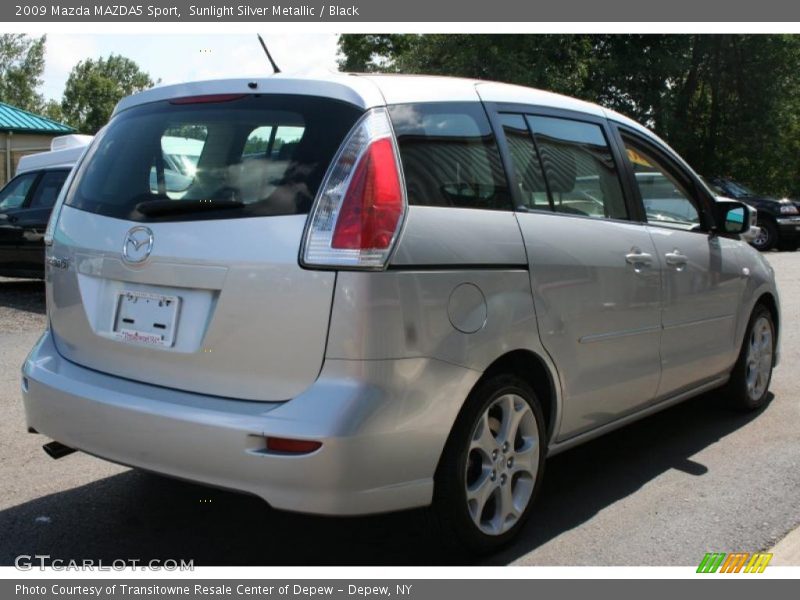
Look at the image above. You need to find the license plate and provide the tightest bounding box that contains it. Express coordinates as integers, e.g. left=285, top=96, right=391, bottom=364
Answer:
left=113, top=290, right=180, bottom=347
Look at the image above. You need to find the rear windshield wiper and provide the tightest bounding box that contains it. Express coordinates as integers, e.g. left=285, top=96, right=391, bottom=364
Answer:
left=135, top=198, right=245, bottom=216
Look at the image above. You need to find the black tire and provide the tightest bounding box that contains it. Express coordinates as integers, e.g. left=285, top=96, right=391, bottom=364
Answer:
left=751, top=219, right=778, bottom=251
left=723, top=304, right=776, bottom=411
left=777, top=238, right=799, bottom=252
left=431, top=374, right=547, bottom=554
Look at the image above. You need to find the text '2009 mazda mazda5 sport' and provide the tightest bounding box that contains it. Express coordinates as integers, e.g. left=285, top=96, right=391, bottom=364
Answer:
left=21, top=73, right=780, bottom=552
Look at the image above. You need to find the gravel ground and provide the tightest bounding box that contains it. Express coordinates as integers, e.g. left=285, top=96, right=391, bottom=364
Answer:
left=0, top=252, right=798, bottom=566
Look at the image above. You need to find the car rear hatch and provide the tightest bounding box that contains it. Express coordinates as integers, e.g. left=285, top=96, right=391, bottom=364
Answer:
left=47, top=91, right=364, bottom=401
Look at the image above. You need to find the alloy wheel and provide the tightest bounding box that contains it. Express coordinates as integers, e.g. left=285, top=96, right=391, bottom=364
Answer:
left=464, top=393, right=540, bottom=536
left=745, top=315, right=773, bottom=401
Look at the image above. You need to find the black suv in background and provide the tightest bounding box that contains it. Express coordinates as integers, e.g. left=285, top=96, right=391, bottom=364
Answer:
left=706, top=176, right=800, bottom=251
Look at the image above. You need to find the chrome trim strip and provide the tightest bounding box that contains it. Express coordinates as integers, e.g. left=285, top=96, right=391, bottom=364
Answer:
left=579, top=325, right=661, bottom=344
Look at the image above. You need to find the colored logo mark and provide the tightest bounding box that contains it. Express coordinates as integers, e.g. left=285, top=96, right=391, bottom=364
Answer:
left=697, top=552, right=773, bottom=573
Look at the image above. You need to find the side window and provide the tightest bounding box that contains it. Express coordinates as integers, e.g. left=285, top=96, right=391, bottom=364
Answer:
left=388, top=102, right=511, bottom=210
left=499, top=114, right=550, bottom=211
left=0, top=172, right=39, bottom=210
left=242, top=126, right=273, bottom=156
left=622, top=138, right=701, bottom=231
left=29, top=170, right=69, bottom=209
left=152, top=125, right=208, bottom=197
left=528, top=116, right=628, bottom=220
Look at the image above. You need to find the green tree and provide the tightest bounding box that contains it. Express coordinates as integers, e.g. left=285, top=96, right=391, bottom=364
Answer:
left=61, top=54, right=155, bottom=134
left=338, top=34, right=800, bottom=197
left=0, top=34, right=46, bottom=112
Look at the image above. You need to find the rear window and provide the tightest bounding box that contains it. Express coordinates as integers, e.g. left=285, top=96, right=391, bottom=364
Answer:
left=388, top=102, right=511, bottom=211
left=65, top=94, right=362, bottom=222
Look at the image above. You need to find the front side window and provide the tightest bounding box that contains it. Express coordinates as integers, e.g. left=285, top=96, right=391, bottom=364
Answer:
left=528, top=116, right=628, bottom=220
left=623, top=139, right=701, bottom=231
left=388, top=102, right=511, bottom=211
left=0, top=172, right=38, bottom=211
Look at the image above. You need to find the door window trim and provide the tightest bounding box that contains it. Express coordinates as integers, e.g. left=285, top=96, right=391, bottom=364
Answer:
left=612, top=125, right=716, bottom=233
left=485, top=102, right=639, bottom=225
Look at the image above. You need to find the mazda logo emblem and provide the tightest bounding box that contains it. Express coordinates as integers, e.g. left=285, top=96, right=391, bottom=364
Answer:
left=122, top=226, right=154, bottom=264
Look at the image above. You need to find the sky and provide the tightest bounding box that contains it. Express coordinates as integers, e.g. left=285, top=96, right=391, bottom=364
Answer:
left=41, top=33, right=341, bottom=102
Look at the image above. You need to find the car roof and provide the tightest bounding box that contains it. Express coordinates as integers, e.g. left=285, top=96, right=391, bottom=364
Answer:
left=112, top=71, right=635, bottom=125
left=112, top=70, right=687, bottom=170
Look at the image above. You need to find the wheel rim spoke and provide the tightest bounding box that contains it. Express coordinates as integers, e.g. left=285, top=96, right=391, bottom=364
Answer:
left=470, top=411, right=497, bottom=456
left=466, top=470, right=497, bottom=525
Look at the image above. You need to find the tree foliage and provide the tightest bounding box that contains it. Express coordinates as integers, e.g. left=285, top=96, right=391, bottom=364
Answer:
left=61, top=54, right=155, bottom=134
left=0, top=34, right=46, bottom=112
left=339, top=34, right=800, bottom=196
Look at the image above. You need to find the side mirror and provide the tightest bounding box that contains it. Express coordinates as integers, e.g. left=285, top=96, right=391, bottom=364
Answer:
left=714, top=200, right=751, bottom=235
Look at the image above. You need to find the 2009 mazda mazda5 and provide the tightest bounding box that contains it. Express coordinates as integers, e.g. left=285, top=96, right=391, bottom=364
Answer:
left=22, top=72, right=780, bottom=552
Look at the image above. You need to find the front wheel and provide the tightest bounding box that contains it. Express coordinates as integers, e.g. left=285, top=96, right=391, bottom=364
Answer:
left=432, top=374, right=546, bottom=553
left=751, top=220, right=778, bottom=251
left=724, top=304, right=776, bottom=411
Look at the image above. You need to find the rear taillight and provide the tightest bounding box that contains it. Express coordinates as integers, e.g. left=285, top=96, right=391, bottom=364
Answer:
left=302, top=108, right=406, bottom=269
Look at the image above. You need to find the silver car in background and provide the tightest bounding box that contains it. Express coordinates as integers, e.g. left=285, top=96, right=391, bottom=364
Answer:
left=21, top=73, right=780, bottom=553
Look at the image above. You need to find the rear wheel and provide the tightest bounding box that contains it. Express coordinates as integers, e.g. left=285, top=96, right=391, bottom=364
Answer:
left=432, top=374, right=546, bottom=553
left=724, top=304, right=775, bottom=411
left=751, top=219, right=778, bottom=251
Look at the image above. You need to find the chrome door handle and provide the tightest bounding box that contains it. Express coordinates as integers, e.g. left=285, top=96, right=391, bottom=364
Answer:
left=665, top=251, right=688, bottom=267
left=625, top=251, right=653, bottom=265
left=625, top=250, right=653, bottom=272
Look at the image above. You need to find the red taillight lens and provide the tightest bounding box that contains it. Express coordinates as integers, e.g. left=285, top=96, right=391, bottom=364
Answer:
left=331, top=138, right=403, bottom=250
left=169, top=94, right=246, bottom=105
left=266, top=437, right=322, bottom=454
left=302, top=107, right=406, bottom=269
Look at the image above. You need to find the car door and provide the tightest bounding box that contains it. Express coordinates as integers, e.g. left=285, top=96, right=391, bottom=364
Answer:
left=616, top=129, right=747, bottom=398
left=494, top=109, right=663, bottom=440
left=0, top=171, right=41, bottom=272
left=14, top=169, right=70, bottom=272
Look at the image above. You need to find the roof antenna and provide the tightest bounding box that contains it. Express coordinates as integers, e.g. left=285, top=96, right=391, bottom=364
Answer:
left=257, top=34, right=281, bottom=74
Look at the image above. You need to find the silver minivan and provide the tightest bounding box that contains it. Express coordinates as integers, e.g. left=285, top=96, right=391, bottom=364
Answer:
left=21, top=73, right=780, bottom=552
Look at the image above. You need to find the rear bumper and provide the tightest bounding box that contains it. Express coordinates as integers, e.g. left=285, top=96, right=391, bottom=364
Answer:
left=21, top=331, right=480, bottom=515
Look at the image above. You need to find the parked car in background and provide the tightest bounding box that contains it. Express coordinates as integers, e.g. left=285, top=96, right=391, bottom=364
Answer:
left=0, top=135, right=92, bottom=278
left=706, top=176, right=800, bottom=251
left=22, top=74, right=780, bottom=553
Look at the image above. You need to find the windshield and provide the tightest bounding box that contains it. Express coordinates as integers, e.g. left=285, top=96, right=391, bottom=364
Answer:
left=722, top=179, right=755, bottom=197
left=65, top=94, right=362, bottom=222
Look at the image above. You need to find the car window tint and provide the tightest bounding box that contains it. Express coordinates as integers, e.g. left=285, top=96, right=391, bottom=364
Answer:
left=527, top=116, right=628, bottom=220
left=499, top=113, right=550, bottom=211
left=66, top=95, right=362, bottom=222
left=0, top=172, right=38, bottom=210
left=29, top=170, right=69, bottom=209
left=389, top=102, right=511, bottom=211
left=623, top=140, right=701, bottom=230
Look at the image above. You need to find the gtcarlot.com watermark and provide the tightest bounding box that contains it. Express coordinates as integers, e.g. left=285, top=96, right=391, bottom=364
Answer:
left=15, top=554, right=194, bottom=571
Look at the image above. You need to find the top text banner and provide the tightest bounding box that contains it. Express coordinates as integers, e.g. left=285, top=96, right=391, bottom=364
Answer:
left=6, top=0, right=800, bottom=22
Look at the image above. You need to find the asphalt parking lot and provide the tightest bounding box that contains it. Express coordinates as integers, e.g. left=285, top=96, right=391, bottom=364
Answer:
left=1, top=252, right=799, bottom=566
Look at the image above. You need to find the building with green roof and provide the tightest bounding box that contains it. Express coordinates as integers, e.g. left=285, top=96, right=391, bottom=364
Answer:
left=0, top=102, right=75, bottom=184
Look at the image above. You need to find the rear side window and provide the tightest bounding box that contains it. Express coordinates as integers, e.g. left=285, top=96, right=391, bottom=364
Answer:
left=388, top=102, right=511, bottom=211
left=66, top=95, right=362, bottom=222
left=30, top=170, right=69, bottom=208
left=527, top=116, right=628, bottom=220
